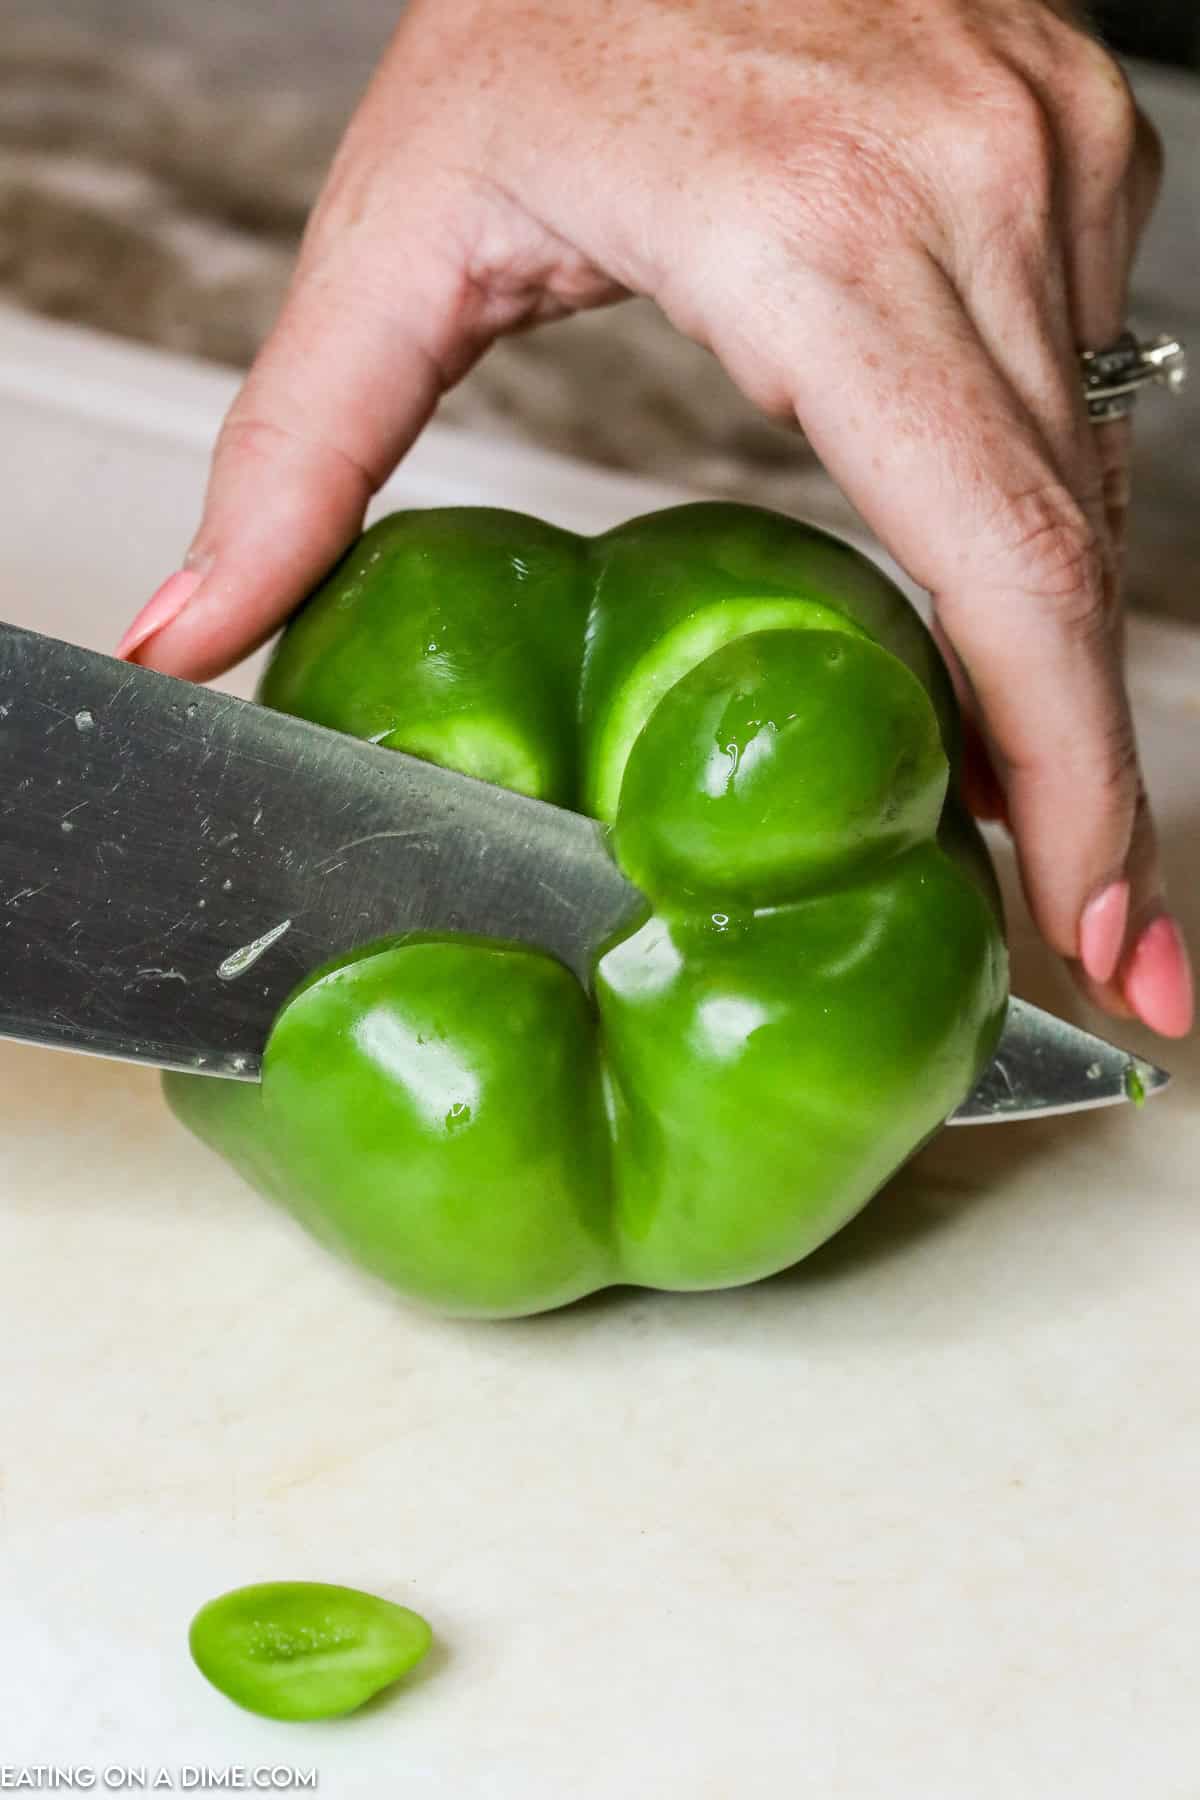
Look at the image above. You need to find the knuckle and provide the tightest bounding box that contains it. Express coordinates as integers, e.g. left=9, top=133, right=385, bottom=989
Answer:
left=1060, top=35, right=1141, bottom=186
left=949, top=73, right=1057, bottom=212
left=1095, top=86, right=1139, bottom=178
left=218, top=407, right=383, bottom=494
left=1096, top=440, right=1133, bottom=525
left=1092, top=718, right=1141, bottom=813
left=994, top=484, right=1112, bottom=626
left=1008, top=722, right=1140, bottom=862
left=215, top=411, right=292, bottom=470
left=764, top=129, right=925, bottom=277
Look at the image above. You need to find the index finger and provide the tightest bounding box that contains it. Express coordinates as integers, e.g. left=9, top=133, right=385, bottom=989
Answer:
left=124, top=221, right=455, bottom=681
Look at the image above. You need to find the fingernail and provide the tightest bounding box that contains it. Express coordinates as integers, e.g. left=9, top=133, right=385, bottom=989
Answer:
left=115, top=568, right=204, bottom=661
left=1123, top=913, right=1195, bottom=1039
left=1078, top=879, right=1130, bottom=985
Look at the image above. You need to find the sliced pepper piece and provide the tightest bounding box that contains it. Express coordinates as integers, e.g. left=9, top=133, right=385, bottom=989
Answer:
left=189, top=1582, right=432, bottom=1721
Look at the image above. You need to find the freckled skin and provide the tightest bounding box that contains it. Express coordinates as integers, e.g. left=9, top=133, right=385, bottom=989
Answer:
left=135, top=0, right=1190, bottom=1043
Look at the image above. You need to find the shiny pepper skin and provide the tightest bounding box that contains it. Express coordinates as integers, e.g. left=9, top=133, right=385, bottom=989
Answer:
left=166, top=503, right=1007, bottom=1317
left=189, top=1582, right=432, bottom=1720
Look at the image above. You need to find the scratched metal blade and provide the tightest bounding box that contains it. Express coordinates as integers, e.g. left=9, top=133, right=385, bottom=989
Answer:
left=947, top=997, right=1170, bottom=1123
left=0, top=622, right=1173, bottom=1118
left=0, top=621, right=646, bottom=1079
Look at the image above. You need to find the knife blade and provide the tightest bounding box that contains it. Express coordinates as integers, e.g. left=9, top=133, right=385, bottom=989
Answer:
left=0, top=621, right=1170, bottom=1121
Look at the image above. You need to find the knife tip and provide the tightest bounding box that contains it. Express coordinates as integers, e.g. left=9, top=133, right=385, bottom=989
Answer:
left=1125, top=1055, right=1171, bottom=1108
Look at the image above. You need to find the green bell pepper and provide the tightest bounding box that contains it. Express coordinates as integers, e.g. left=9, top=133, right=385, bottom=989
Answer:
left=167, top=502, right=1007, bottom=1318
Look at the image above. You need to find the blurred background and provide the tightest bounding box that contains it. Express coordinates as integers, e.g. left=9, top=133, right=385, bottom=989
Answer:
left=1092, top=1, right=1199, bottom=66
left=1, top=1, right=1197, bottom=617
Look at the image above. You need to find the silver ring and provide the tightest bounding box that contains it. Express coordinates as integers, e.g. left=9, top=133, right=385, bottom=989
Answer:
left=1080, top=330, right=1188, bottom=423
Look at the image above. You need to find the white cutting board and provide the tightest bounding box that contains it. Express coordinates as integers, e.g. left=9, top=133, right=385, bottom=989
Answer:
left=0, top=307, right=1197, bottom=1799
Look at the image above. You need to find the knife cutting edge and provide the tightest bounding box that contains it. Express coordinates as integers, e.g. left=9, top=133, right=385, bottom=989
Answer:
left=0, top=620, right=1171, bottom=1123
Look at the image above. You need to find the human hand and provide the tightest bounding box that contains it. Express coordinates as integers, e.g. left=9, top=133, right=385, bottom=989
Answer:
left=118, top=0, right=1192, bottom=1036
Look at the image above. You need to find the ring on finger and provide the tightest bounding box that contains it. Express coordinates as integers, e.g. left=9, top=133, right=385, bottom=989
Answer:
left=1080, top=330, right=1188, bottom=422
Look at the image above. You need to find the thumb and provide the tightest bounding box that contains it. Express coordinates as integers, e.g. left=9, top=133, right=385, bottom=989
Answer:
left=118, top=234, right=459, bottom=682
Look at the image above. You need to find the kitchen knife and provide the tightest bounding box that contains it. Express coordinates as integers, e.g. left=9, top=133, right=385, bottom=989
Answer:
left=0, top=621, right=1170, bottom=1121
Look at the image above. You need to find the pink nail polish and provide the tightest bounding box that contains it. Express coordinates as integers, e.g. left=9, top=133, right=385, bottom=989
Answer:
left=1124, top=914, right=1195, bottom=1039
left=1078, top=879, right=1130, bottom=985
left=116, top=568, right=204, bottom=661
